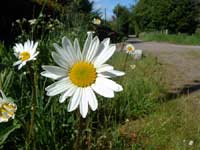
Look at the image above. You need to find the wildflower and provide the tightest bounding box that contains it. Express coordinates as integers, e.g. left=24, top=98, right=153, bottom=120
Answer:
left=125, top=44, right=143, bottom=60
left=130, top=64, right=136, bottom=70
left=16, top=19, right=20, bottom=23
left=13, top=40, right=39, bottom=70
left=188, top=140, right=194, bottom=146
left=41, top=33, right=125, bottom=118
left=125, top=118, right=129, bottom=122
left=125, top=44, right=135, bottom=54
left=0, top=90, right=17, bottom=123
left=92, top=18, right=101, bottom=25
left=28, top=19, right=37, bottom=25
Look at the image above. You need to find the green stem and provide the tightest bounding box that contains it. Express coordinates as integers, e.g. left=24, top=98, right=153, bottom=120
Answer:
left=123, top=53, right=129, bottom=72
left=26, top=64, right=37, bottom=149
left=74, top=111, right=84, bottom=150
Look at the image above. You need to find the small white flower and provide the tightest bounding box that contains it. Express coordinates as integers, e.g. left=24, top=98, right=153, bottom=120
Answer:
left=92, top=18, right=101, bottom=25
left=125, top=44, right=135, bottom=54
left=188, top=140, right=194, bottom=146
left=41, top=33, right=125, bottom=118
left=125, top=118, right=129, bottom=122
left=28, top=19, right=37, bottom=25
left=130, top=64, right=136, bottom=70
left=13, top=40, right=39, bottom=70
left=16, top=19, right=21, bottom=23
left=0, top=90, right=17, bottom=123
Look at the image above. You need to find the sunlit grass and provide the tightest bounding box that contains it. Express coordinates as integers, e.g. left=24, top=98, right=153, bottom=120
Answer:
left=140, top=32, right=200, bottom=45
left=120, top=92, right=200, bottom=150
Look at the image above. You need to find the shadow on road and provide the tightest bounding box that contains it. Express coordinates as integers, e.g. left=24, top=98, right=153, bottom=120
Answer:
left=165, top=80, right=200, bottom=100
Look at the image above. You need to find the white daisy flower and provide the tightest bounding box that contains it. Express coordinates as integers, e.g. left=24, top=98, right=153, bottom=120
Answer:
left=41, top=33, right=125, bottom=118
left=0, top=90, right=17, bottom=123
left=125, top=44, right=135, bottom=54
left=125, top=44, right=143, bottom=60
left=92, top=18, right=101, bottom=25
left=13, top=40, right=39, bottom=70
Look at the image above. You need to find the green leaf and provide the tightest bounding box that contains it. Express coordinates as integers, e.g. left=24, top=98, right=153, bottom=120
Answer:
left=0, top=123, right=21, bottom=145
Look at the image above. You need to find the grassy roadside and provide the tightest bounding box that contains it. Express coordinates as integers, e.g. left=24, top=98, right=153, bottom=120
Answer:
left=139, top=32, right=200, bottom=45
left=119, top=92, right=200, bottom=150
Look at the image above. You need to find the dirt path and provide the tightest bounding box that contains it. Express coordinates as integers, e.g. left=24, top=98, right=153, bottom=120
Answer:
left=125, top=38, right=200, bottom=93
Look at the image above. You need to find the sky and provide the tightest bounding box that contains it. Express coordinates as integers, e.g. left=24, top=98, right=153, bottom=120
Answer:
left=90, top=0, right=134, bottom=20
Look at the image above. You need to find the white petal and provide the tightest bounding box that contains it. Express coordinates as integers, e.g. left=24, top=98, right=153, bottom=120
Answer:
left=32, top=42, right=38, bottom=53
left=13, top=60, right=22, bottom=66
left=96, top=64, right=113, bottom=73
left=87, top=87, right=98, bottom=111
left=0, top=117, right=8, bottom=123
left=80, top=88, right=89, bottom=118
left=94, top=44, right=116, bottom=67
left=91, top=81, right=114, bottom=98
left=62, top=37, right=77, bottom=61
left=53, top=43, right=74, bottom=65
left=18, top=61, right=26, bottom=70
left=59, top=86, right=76, bottom=103
left=99, top=70, right=125, bottom=78
left=74, top=38, right=82, bottom=61
left=96, top=77, right=123, bottom=92
left=85, top=36, right=100, bottom=62
left=82, top=33, right=93, bottom=60
left=29, top=41, right=38, bottom=55
left=30, top=51, right=39, bottom=60
left=93, top=38, right=110, bottom=60
left=41, top=71, right=62, bottom=80
left=67, top=88, right=82, bottom=112
left=42, top=65, right=67, bottom=77
left=46, top=78, right=72, bottom=96
left=52, top=52, right=68, bottom=68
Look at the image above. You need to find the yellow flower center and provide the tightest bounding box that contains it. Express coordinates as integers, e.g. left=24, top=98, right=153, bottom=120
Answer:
left=69, top=61, right=97, bottom=87
left=127, top=46, right=134, bottom=52
left=20, top=51, right=30, bottom=61
left=0, top=103, right=16, bottom=118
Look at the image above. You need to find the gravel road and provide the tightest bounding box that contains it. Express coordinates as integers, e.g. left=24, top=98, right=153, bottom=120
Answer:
left=122, top=38, right=200, bottom=93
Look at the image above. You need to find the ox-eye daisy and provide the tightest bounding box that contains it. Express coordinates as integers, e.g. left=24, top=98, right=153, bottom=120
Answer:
left=125, top=44, right=135, bottom=54
left=0, top=90, right=17, bottom=123
left=13, top=40, right=39, bottom=70
left=41, top=33, right=125, bottom=118
left=92, top=18, right=101, bottom=25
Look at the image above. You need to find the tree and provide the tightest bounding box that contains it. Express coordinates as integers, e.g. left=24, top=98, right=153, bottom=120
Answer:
left=113, top=4, right=131, bottom=36
left=133, top=0, right=200, bottom=34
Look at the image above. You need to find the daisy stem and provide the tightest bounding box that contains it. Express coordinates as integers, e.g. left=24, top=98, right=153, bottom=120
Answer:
left=74, top=111, right=84, bottom=150
left=26, top=64, right=37, bottom=149
left=123, top=53, right=129, bottom=72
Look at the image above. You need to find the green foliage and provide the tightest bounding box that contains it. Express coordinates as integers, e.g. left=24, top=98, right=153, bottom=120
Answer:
left=140, top=32, right=200, bottom=45
left=0, top=122, right=20, bottom=146
left=133, top=0, right=200, bottom=34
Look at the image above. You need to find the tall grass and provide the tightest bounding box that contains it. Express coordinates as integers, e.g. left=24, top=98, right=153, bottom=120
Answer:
left=140, top=32, right=200, bottom=45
